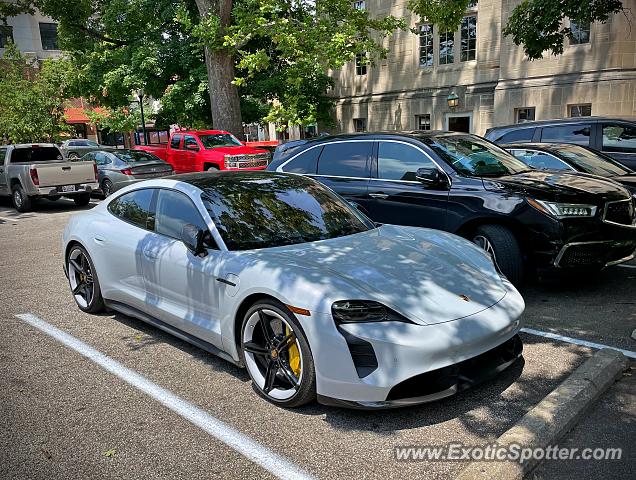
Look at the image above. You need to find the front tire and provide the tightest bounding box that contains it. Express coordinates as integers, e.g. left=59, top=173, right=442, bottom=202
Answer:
left=73, top=193, right=91, bottom=207
left=67, top=245, right=105, bottom=313
left=240, top=300, right=316, bottom=407
left=12, top=184, right=32, bottom=212
left=472, top=224, right=524, bottom=286
left=101, top=179, right=114, bottom=198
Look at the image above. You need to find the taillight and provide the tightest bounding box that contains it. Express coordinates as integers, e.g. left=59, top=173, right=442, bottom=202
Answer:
left=93, top=163, right=98, bottom=181
left=121, top=168, right=133, bottom=175
left=29, top=168, right=39, bottom=185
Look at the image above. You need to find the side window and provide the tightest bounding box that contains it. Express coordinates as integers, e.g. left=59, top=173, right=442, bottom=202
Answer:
left=170, top=134, right=182, bottom=149
left=0, top=148, right=6, bottom=164
left=602, top=123, right=636, bottom=153
left=283, top=147, right=322, bottom=173
left=108, top=189, right=156, bottom=230
left=497, top=128, right=535, bottom=143
left=184, top=135, right=199, bottom=150
left=377, top=142, right=436, bottom=181
left=511, top=150, right=571, bottom=170
left=317, top=142, right=372, bottom=178
left=540, top=124, right=591, bottom=145
left=93, top=152, right=107, bottom=165
left=155, top=189, right=213, bottom=246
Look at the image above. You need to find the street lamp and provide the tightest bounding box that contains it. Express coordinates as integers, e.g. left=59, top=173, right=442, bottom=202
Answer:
left=136, top=88, right=148, bottom=146
left=447, top=92, right=460, bottom=110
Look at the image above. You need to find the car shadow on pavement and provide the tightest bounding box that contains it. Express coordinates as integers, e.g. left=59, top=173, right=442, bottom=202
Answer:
left=0, top=196, right=99, bottom=215
left=106, top=311, right=250, bottom=381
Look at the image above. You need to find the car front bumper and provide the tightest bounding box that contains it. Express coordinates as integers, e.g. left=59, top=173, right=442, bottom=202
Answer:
left=298, top=280, right=525, bottom=408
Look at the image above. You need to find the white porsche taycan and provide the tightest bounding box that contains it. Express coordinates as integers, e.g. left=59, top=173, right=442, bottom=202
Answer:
left=63, top=171, right=525, bottom=408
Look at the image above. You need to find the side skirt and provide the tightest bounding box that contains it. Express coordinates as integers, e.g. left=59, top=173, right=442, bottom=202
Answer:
left=104, top=299, right=242, bottom=367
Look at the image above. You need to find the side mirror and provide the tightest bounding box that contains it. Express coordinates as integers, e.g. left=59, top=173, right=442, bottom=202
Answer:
left=415, top=167, right=449, bottom=188
left=185, top=143, right=199, bottom=151
left=180, top=223, right=208, bottom=257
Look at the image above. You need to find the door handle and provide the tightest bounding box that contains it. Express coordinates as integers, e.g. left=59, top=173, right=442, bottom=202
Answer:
left=369, top=193, right=389, bottom=199
left=94, top=236, right=105, bottom=244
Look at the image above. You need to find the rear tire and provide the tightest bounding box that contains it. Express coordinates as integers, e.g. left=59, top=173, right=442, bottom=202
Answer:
left=68, top=152, right=80, bottom=160
left=472, top=225, right=524, bottom=286
left=206, top=165, right=219, bottom=172
left=73, top=193, right=91, bottom=207
left=12, top=184, right=32, bottom=212
left=101, top=179, right=114, bottom=198
left=67, top=245, right=105, bottom=313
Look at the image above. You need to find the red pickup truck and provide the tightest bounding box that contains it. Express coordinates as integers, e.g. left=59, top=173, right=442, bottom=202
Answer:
left=133, top=130, right=270, bottom=173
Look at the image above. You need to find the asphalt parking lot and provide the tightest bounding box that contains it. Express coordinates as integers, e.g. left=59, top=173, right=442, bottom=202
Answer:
left=0, top=198, right=634, bottom=479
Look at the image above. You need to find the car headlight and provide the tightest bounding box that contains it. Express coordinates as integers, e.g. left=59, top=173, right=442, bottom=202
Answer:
left=331, top=300, right=414, bottom=324
left=527, top=198, right=597, bottom=219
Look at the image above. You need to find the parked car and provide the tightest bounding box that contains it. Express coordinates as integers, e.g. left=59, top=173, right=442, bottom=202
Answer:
left=60, top=139, right=111, bottom=159
left=268, top=132, right=636, bottom=285
left=62, top=171, right=524, bottom=409
left=0, top=144, right=99, bottom=212
left=502, top=143, right=636, bottom=194
left=80, top=149, right=174, bottom=197
left=133, top=130, right=270, bottom=173
left=484, top=117, right=636, bottom=170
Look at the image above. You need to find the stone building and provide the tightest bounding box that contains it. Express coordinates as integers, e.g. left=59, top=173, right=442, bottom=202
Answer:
left=330, top=0, right=636, bottom=135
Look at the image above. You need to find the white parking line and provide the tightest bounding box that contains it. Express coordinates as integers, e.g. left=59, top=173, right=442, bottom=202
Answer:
left=15, top=313, right=315, bottom=480
left=521, top=327, right=636, bottom=359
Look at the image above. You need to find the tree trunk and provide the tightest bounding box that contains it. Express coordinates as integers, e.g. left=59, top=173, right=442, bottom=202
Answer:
left=195, top=0, right=244, bottom=139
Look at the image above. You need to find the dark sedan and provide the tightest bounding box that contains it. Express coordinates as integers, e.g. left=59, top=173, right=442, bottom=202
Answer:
left=80, top=149, right=174, bottom=197
left=503, top=143, right=636, bottom=194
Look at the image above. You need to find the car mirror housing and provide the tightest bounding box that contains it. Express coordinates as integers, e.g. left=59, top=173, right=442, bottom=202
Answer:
left=180, top=223, right=208, bottom=257
left=415, top=167, right=448, bottom=188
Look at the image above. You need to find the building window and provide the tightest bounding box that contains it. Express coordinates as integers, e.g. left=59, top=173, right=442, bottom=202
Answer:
left=460, top=16, right=477, bottom=61
left=353, top=118, right=367, bottom=132
left=467, top=0, right=478, bottom=8
left=355, top=53, right=367, bottom=75
left=439, top=31, right=454, bottom=65
left=515, top=107, right=536, bottom=123
left=569, top=104, right=592, bottom=117
left=419, top=24, right=434, bottom=67
left=416, top=114, right=431, bottom=131
left=570, top=20, right=590, bottom=45
left=353, top=0, right=365, bottom=10
left=0, top=26, right=14, bottom=48
left=39, top=23, right=59, bottom=50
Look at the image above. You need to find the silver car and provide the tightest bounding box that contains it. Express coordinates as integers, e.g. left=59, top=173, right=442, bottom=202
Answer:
left=81, top=149, right=174, bottom=197
left=60, top=139, right=112, bottom=159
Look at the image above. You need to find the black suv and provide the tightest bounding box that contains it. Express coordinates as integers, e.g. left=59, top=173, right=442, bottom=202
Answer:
left=267, top=132, right=636, bottom=285
left=484, top=117, right=636, bottom=170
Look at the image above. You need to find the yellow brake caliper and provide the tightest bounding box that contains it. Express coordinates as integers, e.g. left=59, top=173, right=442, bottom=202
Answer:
left=286, top=325, right=301, bottom=378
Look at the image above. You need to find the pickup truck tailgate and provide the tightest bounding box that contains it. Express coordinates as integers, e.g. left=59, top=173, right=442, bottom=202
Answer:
left=35, top=161, right=96, bottom=187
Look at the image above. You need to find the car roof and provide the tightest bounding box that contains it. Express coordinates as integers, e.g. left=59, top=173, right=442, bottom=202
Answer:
left=281, top=130, right=470, bottom=146
left=488, top=116, right=636, bottom=133
left=500, top=142, right=585, bottom=151
left=174, top=171, right=302, bottom=189
left=9, top=143, right=58, bottom=148
left=173, top=130, right=231, bottom=135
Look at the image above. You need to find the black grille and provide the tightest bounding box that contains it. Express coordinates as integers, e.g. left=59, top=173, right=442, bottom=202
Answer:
left=386, top=335, right=523, bottom=401
left=604, top=200, right=635, bottom=226
left=559, top=244, right=606, bottom=267
left=338, top=328, right=378, bottom=378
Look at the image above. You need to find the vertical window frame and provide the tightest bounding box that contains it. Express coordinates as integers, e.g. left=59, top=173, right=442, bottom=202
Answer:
left=515, top=107, right=536, bottom=124
left=38, top=22, right=59, bottom=51
left=438, top=30, right=455, bottom=65
left=460, top=15, right=477, bottom=62
left=418, top=24, right=434, bottom=67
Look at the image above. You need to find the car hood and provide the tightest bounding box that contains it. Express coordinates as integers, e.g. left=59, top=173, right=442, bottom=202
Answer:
left=610, top=174, right=636, bottom=194
left=245, top=225, right=510, bottom=325
left=481, top=170, right=631, bottom=203
left=201, top=146, right=268, bottom=156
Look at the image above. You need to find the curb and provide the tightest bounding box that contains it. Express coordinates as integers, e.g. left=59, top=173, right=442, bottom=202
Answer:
left=455, top=348, right=628, bottom=480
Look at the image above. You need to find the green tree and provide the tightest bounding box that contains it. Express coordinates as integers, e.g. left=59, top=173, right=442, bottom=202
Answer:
left=0, top=44, right=75, bottom=143
left=409, top=0, right=625, bottom=60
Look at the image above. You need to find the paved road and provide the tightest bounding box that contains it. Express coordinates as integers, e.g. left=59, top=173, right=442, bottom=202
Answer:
left=0, top=199, right=633, bottom=479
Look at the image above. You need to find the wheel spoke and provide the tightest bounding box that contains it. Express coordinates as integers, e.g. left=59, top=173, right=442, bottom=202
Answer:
left=263, top=361, right=277, bottom=394
left=277, top=332, right=296, bottom=352
left=70, top=259, right=85, bottom=275
left=72, top=282, right=86, bottom=295
left=258, top=310, right=274, bottom=343
left=83, top=285, right=92, bottom=302
left=279, top=363, right=300, bottom=388
left=244, top=341, right=269, bottom=356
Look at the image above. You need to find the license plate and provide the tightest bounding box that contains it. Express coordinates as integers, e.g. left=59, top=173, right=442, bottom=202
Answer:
left=61, top=185, right=76, bottom=193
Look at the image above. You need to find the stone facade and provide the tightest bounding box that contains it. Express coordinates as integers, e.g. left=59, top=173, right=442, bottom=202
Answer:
left=330, top=0, right=636, bottom=135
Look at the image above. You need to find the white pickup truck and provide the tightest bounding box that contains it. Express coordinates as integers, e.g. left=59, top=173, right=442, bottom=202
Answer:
left=0, top=144, right=99, bottom=212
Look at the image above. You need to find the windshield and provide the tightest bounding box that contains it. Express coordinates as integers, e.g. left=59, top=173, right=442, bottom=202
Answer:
left=201, top=174, right=375, bottom=250
left=113, top=150, right=161, bottom=163
left=556, top=145, right=632, bottom=176
left=199, top=134, right=243, bottom=149
left=424, top=134, right=531, bottom=177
